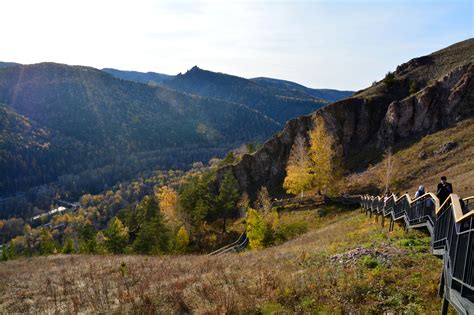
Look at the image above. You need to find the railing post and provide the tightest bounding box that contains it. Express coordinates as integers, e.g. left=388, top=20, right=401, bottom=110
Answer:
left=441, top=296, right=449, bottom=315
left=438, top=270, right=445, bottom=298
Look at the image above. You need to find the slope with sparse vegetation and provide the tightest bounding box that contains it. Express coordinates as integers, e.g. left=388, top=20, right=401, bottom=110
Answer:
left=0, top=207, right=448, bottom=313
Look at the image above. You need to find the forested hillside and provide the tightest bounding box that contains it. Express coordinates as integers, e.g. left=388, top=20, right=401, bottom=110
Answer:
left=251, top=77, right=353, bottom=102
left=0, top=63, right=284, bottom=217
left=101, top=68, right=174, bottom=85
left=162, top=66, right=328, bottom=123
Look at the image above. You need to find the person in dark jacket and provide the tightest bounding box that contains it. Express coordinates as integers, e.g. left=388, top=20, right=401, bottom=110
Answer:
left=436, top=176, right=453, bottom=204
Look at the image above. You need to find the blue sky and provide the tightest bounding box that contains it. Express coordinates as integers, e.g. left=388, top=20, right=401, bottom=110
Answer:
left=0, top=0, right=472, bottom=90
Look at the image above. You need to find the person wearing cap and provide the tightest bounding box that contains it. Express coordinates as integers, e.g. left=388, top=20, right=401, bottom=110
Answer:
left=436, top=176, right=453, bottom=204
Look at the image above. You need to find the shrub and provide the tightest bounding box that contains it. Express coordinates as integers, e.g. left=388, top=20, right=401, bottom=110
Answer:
left=274, top=221, right=308, bottom=243
left=383, top=71, right=396, bottom=88
left=62, top=238, right=75, bottom=254
left=409, top=80, right=418, bottom=95
left=360, top=255, right=380, bottom=269
left=261, top=302, right=286, bottom=314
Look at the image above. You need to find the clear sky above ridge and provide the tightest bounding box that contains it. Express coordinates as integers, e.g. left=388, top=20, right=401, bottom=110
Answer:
left=0, top=0, right=472, bottom=90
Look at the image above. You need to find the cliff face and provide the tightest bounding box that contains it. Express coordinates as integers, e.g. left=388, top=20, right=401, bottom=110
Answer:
left=214, top=116, right=314, bottom=196
left=215, top=39, right=474, bottom=196
left=377, top=63, right=474, bottom=147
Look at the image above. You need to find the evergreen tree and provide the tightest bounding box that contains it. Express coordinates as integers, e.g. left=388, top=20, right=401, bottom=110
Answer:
left=78, top=224, right=97, bottom=254
left=142, top=196, right=159, bottom=221
left=133, top=198, right=170, bottom=255
left=178, top=173, right=215, bottom=225
left=217, top=171, right=239, bottom=233
left=283, top=134, right=313, bottom=198
left=62, top=238, right=75, bottom=254
left=104, top=217, right=129, bottom=254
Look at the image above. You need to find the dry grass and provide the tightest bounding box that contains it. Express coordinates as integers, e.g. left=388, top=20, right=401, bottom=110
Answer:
left=0, top=209, right=447, bottom=314
left=346, top=118, right=474, bottom=197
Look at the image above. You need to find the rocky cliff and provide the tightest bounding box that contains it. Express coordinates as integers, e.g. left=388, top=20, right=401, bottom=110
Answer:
left=214, top=39, right=474, bottom=196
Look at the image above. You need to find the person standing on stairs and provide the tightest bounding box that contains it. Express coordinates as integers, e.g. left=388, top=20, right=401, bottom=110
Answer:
left=415, top=185, right=425, bottom=198
left=436, top=176, right=453, bottom=205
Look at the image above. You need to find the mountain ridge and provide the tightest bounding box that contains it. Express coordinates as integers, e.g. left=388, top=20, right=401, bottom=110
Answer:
left=101, top=68, right=174, bottom=85
left=251, top=77, right=353, bottom=102
left=162, top=66, right=328, bottom=124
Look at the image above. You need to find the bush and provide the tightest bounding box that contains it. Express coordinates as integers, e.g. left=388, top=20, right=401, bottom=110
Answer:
left=383, top=71, right=396, bottom=88
left=274, top=221, right=308, bottom=243
left=360, top=255, right=380, bottom=269
left=261, top=302, right=286, bottom=314
left=409, top=80, right=418, bottom=95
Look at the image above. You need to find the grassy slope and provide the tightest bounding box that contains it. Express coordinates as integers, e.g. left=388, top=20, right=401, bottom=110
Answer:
left=0, top=207, right=448, bottom=313
left=346, top=118, right=474, bottom=197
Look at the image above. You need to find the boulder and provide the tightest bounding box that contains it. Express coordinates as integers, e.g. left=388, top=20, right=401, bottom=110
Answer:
left=434, top=141, right=458, bottom=155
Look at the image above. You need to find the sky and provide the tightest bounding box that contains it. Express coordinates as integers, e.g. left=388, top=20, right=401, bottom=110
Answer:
left=0, top=0, right=472, bottom=90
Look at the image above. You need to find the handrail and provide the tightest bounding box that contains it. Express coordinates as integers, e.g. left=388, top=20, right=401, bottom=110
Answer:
left=216, top=235, right=248, bottom=255
left=208, top=231, right=247, bottom=256
left=209, top=198, right=286, bottom=256
left=369, top=192, right=471, bottom=223
left=360, top=192, right=474, bottom=314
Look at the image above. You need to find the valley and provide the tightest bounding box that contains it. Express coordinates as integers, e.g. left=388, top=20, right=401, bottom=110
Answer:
left=0, top=10, right=472, bottom=312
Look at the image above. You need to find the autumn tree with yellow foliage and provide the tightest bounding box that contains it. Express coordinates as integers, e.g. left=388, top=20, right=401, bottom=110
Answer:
left=284, top=118, right=343, bottom=197
left=283, top=134, right=313, bottom=198
left=309, top=117, right=343, bottom=195
left=156, top=186, right=178, bottom=221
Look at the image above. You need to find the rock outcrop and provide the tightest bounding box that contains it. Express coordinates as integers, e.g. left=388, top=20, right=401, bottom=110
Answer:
left=377, top=63, right=474, bottom=147
left=214, top=39, right=474, bottom=196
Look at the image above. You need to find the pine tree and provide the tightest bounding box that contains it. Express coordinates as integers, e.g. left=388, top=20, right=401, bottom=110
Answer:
left=178, top=173, right=215, bottom=226
left=133, top=198, right=170, bottom=255
left=104, top=217, right=129, bottom=254
left=283, top=134, right=313, bottom=198
left=78, top=224, right=97, bottom=254
left=217, top=171, right=239, bottom=233
left=309, top=118, right=343, bottom=195
left=142, top=196, right=159, bottom=221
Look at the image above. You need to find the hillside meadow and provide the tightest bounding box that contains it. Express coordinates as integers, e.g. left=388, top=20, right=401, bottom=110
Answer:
left=0, top=207, right=452, bottom=313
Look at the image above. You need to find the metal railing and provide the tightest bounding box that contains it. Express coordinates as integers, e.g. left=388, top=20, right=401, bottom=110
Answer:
left=361, top=193, right=474, bottom=314
left=208, top=231, right=248, bottom=256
